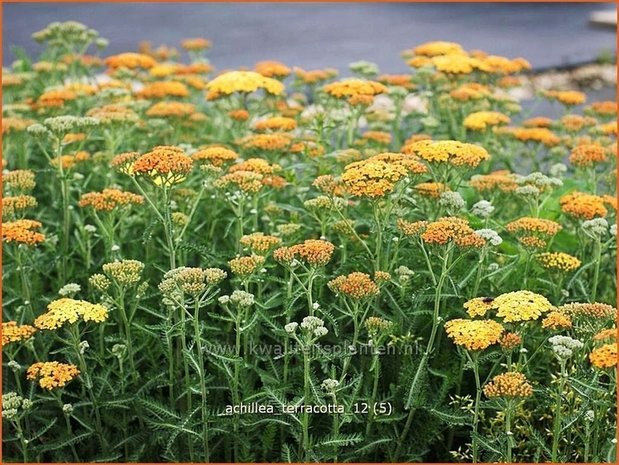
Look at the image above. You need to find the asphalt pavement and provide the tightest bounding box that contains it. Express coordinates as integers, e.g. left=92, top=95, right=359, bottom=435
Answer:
left=3, top=2, right=617, bottom=72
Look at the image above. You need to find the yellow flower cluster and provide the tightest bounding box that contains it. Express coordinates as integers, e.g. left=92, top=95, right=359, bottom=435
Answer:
left=4, top=170, right=36, bottom=192
left=491, top=290, right=554, bottom=323
left=341, top=159, right=408, bottom=198
left=568, top=144, right=608, bottom=167
left=444, top=319, right=504, bottom=351
left=240, top=232, right=282, bottom=254
left=205, top=71, right=285, bottom=100
left=483, top=372, right=533, bottom=398
left=27, top=361, right=80, bottom=390
left=464, top=297, right=494, bottom=318
left=34, top=298, right=109, bottom=330
left=323, top=78, right=387, bottom=105
left=328, top=272, right=379, bottom=300
left=2, top=195, right=38, bottom=217
left=404, top=140, right=490, bottom=167
left=228, top=254, right=266, bottom=277
left=536, top=252, right=581, bottom=272
left=1, top=321, right=37, bottom=346
left=463, top=111, right=510, bottom=131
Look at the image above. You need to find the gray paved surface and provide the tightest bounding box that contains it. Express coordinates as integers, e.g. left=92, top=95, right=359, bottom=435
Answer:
left=3, top=3, right=617, bottom=73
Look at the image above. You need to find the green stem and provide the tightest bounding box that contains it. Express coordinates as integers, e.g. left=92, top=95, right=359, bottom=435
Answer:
left=591, top=237, right=602, bottom=303
left=551, top=361, right=567, bottom=461
left=193, top=299, right=210, bottom=461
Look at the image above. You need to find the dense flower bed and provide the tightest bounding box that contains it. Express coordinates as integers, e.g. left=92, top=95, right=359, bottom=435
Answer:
left=2, top=22, right=617, bottom=463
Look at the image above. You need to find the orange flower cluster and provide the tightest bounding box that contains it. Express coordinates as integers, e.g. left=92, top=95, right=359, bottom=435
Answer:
left=414, top=182, right=449, bottom=198
left=377, top=74, right=415, bottom=89
left=2, top=219, right=45, bottom=245
left=79, top=188, right=144, bottom=211
left=328, top=272, right=379, bottom=300
left=87, top=104, right=139, bottom=124
left=403, top=140, right=490, bottom=167
left=1, top=321, right=37, bottom=346
left=593, top=328, right=616, bottom=342
left=559, top=192, right=608, bottom=219
left=181, top=37, right=212, bottom=51
left=589, top=344, right=617, bottom=369
left=506, top=217, right=561, bottom=248
left=560, top=114, right=597, bottom=132
left=131, top=146, right=193, bottom=186
left=105, top=52, right=157, bottom=69
left=293, top=67, right=338, bottom=84
left=228, top=109, right=250, bottom=121
left=559, top=302, right=616, bottom=320
left=360, top=131, right=391, bottom=145
left=146, top=101, right=196, bottom=117
left=449, top=83, right=491, bottom=102
left=27, top=361, right=80, bottom=390
left=240, top=133, right=292, bottom=151
left=523, top=116, right=553, bottom=128
left=541, top=311, right=573, bottom=330
left=254, top=117, right=297, bottom=132
left=545, top=90, right=587, bottom=106
left=587, top=100, right=617, bottom=116
left=137, top=81, right=189, bottom=99
left=255, top=60, right=291, bottom=78
left=111, top=152, right=140, bottom=174
left=193, top=146, right=238, bottom=167
left=50, top=151, right=90, bottom=170
left=275, top=239, right=335, bottom=266
left=229, top=158, right=281, bottom=175
left=510, top=127, right=561, bottom=146
left=37, top=89, right=77, bottom=108
left=469, top=170, right=518, bottom=193
left=215, top=171, right=264, bottom=193
left=414, top=217, right=486, bottom=248
left=3, top=117, right=36, bottom=133
left=499, top=332, right=522, bottom=351
left=569, top=144, right=608, bottom=167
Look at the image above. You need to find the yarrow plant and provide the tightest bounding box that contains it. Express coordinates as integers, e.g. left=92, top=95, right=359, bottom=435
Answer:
left=1, top=23, right=616, bottom=464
